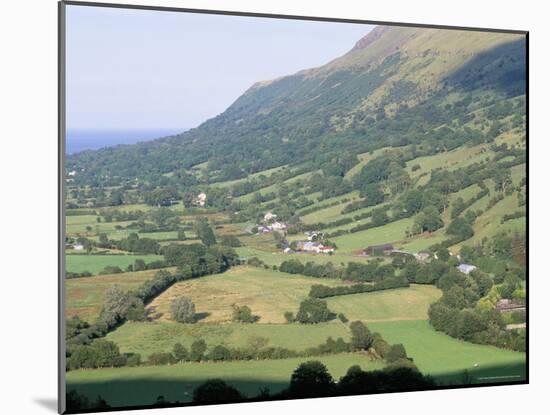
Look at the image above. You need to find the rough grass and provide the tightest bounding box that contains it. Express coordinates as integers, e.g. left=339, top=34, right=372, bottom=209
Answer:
left=107, top=321, right=351, bottom=358
left=66, top=268, right=176, bottom=321
left=66, top=353, right=385, bottom=407
left=326, top=285, right=442, bottom=322
left=66, top=254, right=163, bottom=275
left=147, top=266, right=343, bottom=324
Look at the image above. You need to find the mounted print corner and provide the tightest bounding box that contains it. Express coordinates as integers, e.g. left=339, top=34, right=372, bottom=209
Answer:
left=59, top=1, right=528, bottom=413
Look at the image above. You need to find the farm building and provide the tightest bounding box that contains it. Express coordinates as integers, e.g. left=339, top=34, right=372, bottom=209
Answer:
left=264, top=212, right=277, bottom=222
left=457, top=263, right=477, bottom=274
left=194, top=192, right=207, bottom=207
left=364, top=244, right=394, bottom=256
left=390, top=249, right=413, bottom=257
left=295, top=241, right=334, bottom=254
left=414, top=251, right=431, bottom=262
left=305, top=231, right=322, bottom=241
left=270, top=221, right=287, bottom=232
left=73, top=243, right=84, bottom=251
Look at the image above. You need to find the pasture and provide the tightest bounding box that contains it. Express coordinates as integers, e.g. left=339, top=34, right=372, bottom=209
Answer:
left=326, top=285, right=442, bottom=322
left=66, top=254, right=163, bottom=275
left=107, top=321, right=351, bottom=358
left=146, top=266, right=343, bottom=324
left=332, top=218, right=414, bottom=253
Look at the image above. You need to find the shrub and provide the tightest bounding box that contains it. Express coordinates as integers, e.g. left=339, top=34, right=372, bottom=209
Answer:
left=338, top=313, right=349, bottom=323
left=170, top=296, right=196, bottom=323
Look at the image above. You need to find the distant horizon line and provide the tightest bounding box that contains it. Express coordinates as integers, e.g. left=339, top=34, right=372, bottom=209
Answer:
left=67, top=127, right=191, bottom=131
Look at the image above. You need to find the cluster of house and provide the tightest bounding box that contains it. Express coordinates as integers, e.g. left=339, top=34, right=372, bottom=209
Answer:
left=284, top=241, right=335, bottom=254
left=65, top=238, right=84, bottom=251
left=194, top=192, right=207, bottom=207
left=256, top=212, right=288, bottom=234
left=359, top=244, right=478, bottom=275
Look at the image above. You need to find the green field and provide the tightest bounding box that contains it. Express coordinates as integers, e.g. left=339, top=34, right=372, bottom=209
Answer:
left=147, top=266, right=343, bottom=324
left=66, top=254, right=163, bottom=275
left=66, top=268, right=176, bottom=321
left=66, top=353, right=385, bottom=407
left=326, top=285, right=442, bottom=322
left=332, top=218, right=414, bottom=253
left=369, top=320, right=526, bottom=385
left=107, top=321, right=351, bottom=358
left=69, top=320, right=525, bottom=406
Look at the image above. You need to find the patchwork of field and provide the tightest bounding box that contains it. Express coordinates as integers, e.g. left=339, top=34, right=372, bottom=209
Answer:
left=147, top=266, right=343, bottom=324
left=66, top=353, right=385, bottom=407
left=66, top=268, right=175, bottom=321
left=66, top=254, right=163, bottom=275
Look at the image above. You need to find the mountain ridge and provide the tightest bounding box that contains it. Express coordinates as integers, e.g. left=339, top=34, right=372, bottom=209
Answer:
left=67, top=25, right=526, bottom=188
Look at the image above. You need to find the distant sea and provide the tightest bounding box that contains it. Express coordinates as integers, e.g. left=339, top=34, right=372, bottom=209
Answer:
left=66, top=128, right=187, bottom=154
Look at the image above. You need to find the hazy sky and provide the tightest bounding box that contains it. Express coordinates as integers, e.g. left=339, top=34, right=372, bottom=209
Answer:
left=66, top=5, right=372, bottom=130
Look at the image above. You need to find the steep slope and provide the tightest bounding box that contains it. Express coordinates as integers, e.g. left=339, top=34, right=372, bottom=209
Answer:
left=67, top=25, right=526, bottom=187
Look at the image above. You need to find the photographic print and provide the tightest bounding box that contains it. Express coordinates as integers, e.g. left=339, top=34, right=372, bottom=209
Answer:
left=60, top=1, right=527, bottom=412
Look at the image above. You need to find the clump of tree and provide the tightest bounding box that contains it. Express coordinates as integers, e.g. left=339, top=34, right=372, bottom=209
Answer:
left=66, top=339, right=127, bottom=370
left=294, top=298, right=334, bottom=324
left=194, top=218, right=217, bottom=246
left=220, top=234, right=242, bottom=247
left=231, top=304, right=258, bottom=323
left=287, top=360, right=335, bottom=398
left=170, top=296, right=196, bottom=323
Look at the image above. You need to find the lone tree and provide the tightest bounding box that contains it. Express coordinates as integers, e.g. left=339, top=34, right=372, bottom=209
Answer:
left=288, top=360, right=334, bottom=398
left=190, top=339, right=207, bottom=362
left=170, top=296, right=196, bottom=323
left=350, top=320, right=374, bottom=350
left=172, top=343, right=188, bottom=362
left=232, top=304, right=258, bottom=323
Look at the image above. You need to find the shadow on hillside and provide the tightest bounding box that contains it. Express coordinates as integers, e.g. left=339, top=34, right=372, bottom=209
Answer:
left=445, top=38, right=526, bottom=97
left=66, top=360, right=526, bottom=412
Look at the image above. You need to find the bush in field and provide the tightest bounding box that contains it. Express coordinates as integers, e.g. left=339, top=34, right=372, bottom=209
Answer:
left=350, top=320, right=374, bottom=350
left=338, top=313, right=349, bottom=323
left=220, top=235, right=242, bottom=247
left=208, top=345, right=232, bottom=361
left=386, top=344, right=409, bottom=363
left=99, top=285, right=145, bottom=327
left=284, top=311, right=295, bottom=323
left=190, top=339, right=207, bottom=361
left=296, top=298, right=333, bottom=324
left=99, top=265, right=123, bottom=275
left=170, top=296, right=196, bottom=323
left=148, top=352, right=176, bottom=366
left=231, top=304, right=258, bottom=323
left=193, top=379, right=243, bottom=404
left=172, top=343, right=188, bottom=362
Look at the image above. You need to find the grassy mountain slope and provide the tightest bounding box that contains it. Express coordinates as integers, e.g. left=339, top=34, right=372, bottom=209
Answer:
left=67, top=26, right=525, bottom=187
